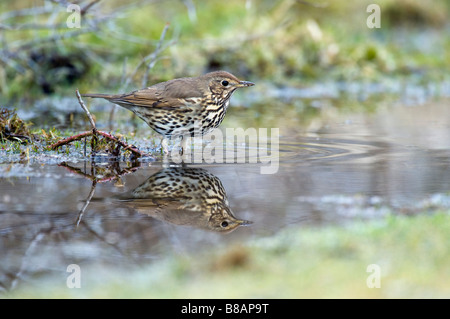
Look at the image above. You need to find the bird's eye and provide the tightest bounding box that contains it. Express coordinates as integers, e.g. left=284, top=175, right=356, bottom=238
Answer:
left=221, top=221, right=229, bottom=228
left=221, top=80, right=229, bottom=87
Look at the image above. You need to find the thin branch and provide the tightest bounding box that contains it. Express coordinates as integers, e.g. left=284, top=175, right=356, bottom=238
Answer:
left=59, top=161, right=140, bottom=183
left=50, top=90, right=147, bottom=158
left=141, top=22, right=170, bottom=88
left=182, top=0, right=197, bottom=23
left=59, top=160, right=141, bottom=228
left=76, top=89, right=96, bottom=130
left=81, top=0, right=102, bottom=16
left=0, top=6, right=54, bottom=21
left=96, top=131, right=145, bottom=157
left=122, top=22, right=173, bottom=90
left=50, top=129, right=145, bottom=158
left=0, top=22, right=77, bottom=31
left=76, top=181, right=97, bottom=228
left=6, top=27, right=97, bottom=53
left=49, top=131, right=93, bottom=150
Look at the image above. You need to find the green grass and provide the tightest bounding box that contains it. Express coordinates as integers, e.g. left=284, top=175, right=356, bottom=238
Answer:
left=6, top=211, right=450, bottom=298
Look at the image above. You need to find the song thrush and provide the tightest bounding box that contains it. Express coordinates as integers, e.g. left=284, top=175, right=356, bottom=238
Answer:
left=118, top=167, right=252, bottom=232
left=82, top=71, right=254, bottom=154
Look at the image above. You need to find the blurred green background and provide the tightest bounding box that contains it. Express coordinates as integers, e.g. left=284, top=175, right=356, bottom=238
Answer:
left=1, top=0, right=449, bottom=103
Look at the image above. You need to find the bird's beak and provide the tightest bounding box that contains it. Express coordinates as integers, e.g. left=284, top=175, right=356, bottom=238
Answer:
left=237, top=81, right=255, bottom=87
left=237, top=219, right=253, bottom=226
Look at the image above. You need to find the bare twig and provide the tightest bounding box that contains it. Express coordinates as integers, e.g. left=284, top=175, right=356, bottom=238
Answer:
left=5, top=27, right=97, bottom=53
left=0, top=6, right=53, bottom=21
left=104, top=23, right=173, bottom=128
left=76, top=89, right=96, bottom=130
left=59, top=160, right=141, bottom=228
left=49, top=131, right=93, bottom=149
left=50, top=90, right=146, bottom=158
left=96, top=130, right=144, bottom=157
left=59, top=161, right=140, bottom=183
left=10, top=231, right=47, bottom=290
left=182, top=0, right=197, bottom=23
left=81, top=0, right=102, bottom=16
left=0, top=22, right=77, bottom=31
left=141, top=22, right=171, bottom=88
left=50, top=128, right=145, bottom=157
left=122, top=23, right=173, bottom=91
left=75, top=181, right=97, bottom=227
left=0, top=7, right=118, bottom=54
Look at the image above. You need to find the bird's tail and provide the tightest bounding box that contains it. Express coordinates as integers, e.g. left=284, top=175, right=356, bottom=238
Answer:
left=81, top=93, right=116, bottom=99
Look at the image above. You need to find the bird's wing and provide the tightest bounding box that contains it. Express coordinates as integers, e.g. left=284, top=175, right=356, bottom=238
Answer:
left=124, top=197, right=208, bottom=227
left=111, top=90, right=190, bottom=111
left=160, top=78, right=203, bottom=99
left=105, top=78, right=204, bottom=111
left=107, top=87, right=163, bottom=109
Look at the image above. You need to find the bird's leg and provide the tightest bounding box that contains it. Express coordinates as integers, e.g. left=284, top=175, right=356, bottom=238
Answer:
left=161, top=137, right=170, bottom=168
left=178, top=136, right=183, bottom=156
left=160, top=137, right=169, bottom=156
left=178, top=135, right=189, bottom=156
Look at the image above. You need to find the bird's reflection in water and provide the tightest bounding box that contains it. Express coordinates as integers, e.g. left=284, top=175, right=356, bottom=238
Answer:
left=119, top=167, right=252, bottom=233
